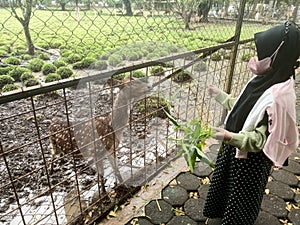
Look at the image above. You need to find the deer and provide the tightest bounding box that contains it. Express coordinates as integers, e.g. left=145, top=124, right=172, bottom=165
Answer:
left=48, top=78, right=152, bottom=193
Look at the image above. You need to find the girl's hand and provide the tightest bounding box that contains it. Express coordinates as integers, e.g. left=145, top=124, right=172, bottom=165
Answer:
left=207, top=85, right=221, bottom=98
left=212, top=127, right=232, bottom=141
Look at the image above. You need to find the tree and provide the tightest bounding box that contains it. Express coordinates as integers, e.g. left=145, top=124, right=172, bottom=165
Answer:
left=173, top=0, right=202, bottom=29
left=197, top=0, right=212, bottom=22
left=56, top=0, right=69, bottom=11
left=10, top=0, right=35, bottom=55
left=123, top=0, right=133, bottom=16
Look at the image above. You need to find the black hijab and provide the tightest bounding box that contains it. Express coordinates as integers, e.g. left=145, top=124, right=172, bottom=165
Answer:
left=225, top=22, right=300, bottom=133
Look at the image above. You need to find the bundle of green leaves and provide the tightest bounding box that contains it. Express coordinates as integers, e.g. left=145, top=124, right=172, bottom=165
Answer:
left=164, top=110, right=215, bottom=172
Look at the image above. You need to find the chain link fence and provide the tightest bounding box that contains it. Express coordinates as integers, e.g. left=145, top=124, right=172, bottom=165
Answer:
left=0, top=0, right=297, bottom=224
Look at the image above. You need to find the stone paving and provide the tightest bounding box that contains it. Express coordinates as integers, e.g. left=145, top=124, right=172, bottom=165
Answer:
left=99, top=75, right=300, bottom=225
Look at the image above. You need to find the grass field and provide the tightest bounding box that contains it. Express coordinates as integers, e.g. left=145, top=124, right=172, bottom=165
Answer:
left=0, top=7, right=271, bottom=58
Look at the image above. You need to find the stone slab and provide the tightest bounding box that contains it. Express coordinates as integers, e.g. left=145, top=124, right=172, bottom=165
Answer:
left=266, top=180, right=294, bottom=200
left=166, top=215, right=198, bottom=225
left=145, top=199, right=173, bottom=224
left=254, top=211, right=281, bottom=225
left=271, top=169, right=299, bottom=186
left=176, top=172, right=200, bottom=191
left=288, top=208, right=300, bottom=225
left=184, top=198, right=206, bottom=222
left=261, top=194, right=288, bottom=218
left=162, top=185, right=189, bottom=206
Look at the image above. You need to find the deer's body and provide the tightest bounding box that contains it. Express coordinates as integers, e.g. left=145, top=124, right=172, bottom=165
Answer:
left=49, top=78, right=151, bottom=192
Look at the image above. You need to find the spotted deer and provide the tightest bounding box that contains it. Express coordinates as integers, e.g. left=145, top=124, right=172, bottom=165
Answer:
left=49, top=78, right=152, bottom=192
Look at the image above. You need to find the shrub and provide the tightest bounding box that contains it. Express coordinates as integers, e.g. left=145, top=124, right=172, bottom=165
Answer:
left=171, top=69, right=192, bottom=83
left=211, top=52, right=222, bottom=61
left=108, top=54, right=123, bottom=67
left=38, top=52, right=50, bottom=60
left=53, top=60, right=67, bottom=68
left=193, top=61, right=207, bottom=72
left=44, top=73, right=61, bottom=83
left=24, top=78, right=40, bottom=87
left=0, top=66, right=13, bottom=75
left=28, top=58, right=45, bottom=72
left=20, top=54, right=32, bottom=60
left=61, top=49, right=73, bottom=58
left=132, top=70, right=146, bottom=78
left=8, top=67, right=31, bottom=82
left=42, top=63, right=57, bottom=75
left=2, top=84, right=18, bottom=92
left=150, top=66, right=164, bottom=76
left=66, top=53, right=83, bottom=64
left=146, top=52, right=160, bottom=60
left=241, top=53, right=253, bottom=62
left=49, top=40, right=62, bottom=49
left=112, top=73, right=128, bottom=80
left=92, top=60, right=108, bottom=70
left=72, top=57, right=96, bottom=69
left=57, top=67, right=73, bottom=79
left=135, top=96, right=171, bottom=119
left=0, top=49, right=7, bottom=56
left=20, top=72, right=35, bottom=82
left=127, top=51, right=142, bottom=61
left=0, top=75, right=14, bottom=88
left=4, top=56, right=21, bottom=65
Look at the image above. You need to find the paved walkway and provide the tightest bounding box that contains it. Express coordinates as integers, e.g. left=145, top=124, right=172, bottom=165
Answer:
left=99, top=75, right=300, bottom=225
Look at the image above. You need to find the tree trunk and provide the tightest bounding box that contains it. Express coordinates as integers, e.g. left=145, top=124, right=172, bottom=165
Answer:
left=61, top=3, right=66, bottom=11
left=123, top=0, right=133, bottom=16
left=292, top=0, right=299, bottom=22
left=23, top=23, right=35, bottom=55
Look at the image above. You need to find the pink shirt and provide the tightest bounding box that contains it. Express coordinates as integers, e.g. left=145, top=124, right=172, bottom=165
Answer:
left=264, top=78, right=298, bottom=167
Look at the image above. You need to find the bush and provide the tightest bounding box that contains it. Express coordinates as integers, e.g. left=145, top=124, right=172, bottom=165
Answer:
left=146, top=52, right=160, bottom=60
left=20, top=72, right=35, bottom=82
left=0, top=49, right=7, bottom=56
left=92, top=60, right=108, bottom=70
left=132, top=70, right=146, bottom=78
left=9, top=67, right=31, bottom=82
left=24, top=78, right=40, bottom=87
left=28, top=58, right=45, bottom=72
left=193, top=61, right=207, bottom=72
left=150, top=66, right=164, bottom=76
left=108, top=54, right=123, bottom=67
left=2, top=84, right=19, bottom=92
left=42, top=63, right=57, bottom=75
left=57, top=67, right=73, bottom=79
left=135, top=96, right=171, bottom=119
left=0, top=75, right=14, bottom=88
left=0, top=66, right=13, bottom=75
left=211, top=52, right=222, bottom=61
left=20, top=54, right=32, bottom=60
left=241, top=53, right=253, bottom=62
left=66, top=53, right=84, bottom=64
left=127, top=51, right=142, bottom=61
left=112, top=73, right=128, bottom=80
left=171, top=69, right=192, bottom=83
left=72, top=57, right=96, bottom=69
left=4, top=56, right=21, bottom=65
left=38, top=52, right=50, bottom=60
left=53, top=60, right=67, bottom=68
left=44, top=73, right=61, bottom=83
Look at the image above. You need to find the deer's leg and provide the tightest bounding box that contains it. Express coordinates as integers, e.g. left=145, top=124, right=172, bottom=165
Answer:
left=107, top=154, right=123, bottom=184
left=95, top=156, right=106, bottom=193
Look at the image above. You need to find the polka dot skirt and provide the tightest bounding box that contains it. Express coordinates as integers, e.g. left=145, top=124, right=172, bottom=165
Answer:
left=203, top=144, right=273, bottom=225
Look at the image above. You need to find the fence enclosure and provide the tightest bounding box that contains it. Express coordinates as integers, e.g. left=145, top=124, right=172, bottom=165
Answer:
left=0, top=0, right=291, bottom=224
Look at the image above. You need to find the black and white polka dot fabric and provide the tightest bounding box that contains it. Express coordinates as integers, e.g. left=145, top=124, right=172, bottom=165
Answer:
left=203, top=144, right=273, bottom=225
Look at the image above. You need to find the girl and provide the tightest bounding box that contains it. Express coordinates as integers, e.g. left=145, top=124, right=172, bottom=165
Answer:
left=203, top=22, right=300, bottom=225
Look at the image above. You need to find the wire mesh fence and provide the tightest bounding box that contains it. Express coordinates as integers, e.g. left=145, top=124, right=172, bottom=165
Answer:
left=0, top=0, right=297, bottom=224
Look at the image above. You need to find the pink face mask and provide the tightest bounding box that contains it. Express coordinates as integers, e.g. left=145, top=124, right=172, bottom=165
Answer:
left=248, top=41, right=284, bottom=75
left=248, top=56, right=272, bottom=75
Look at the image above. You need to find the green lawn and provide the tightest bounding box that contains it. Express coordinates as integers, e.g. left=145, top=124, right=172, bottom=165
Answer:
left=0, top=7, right=270, bottom=58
